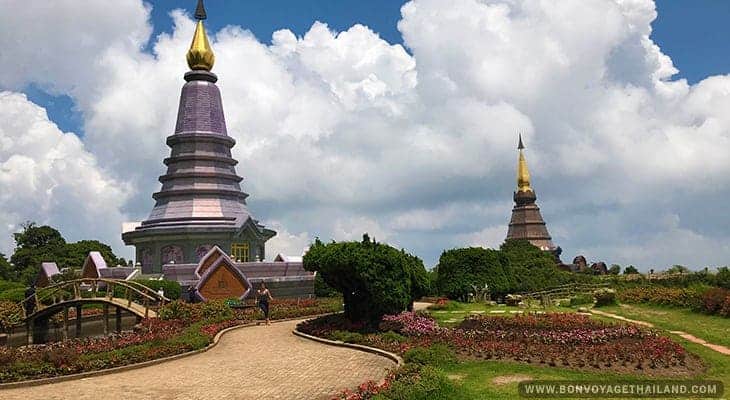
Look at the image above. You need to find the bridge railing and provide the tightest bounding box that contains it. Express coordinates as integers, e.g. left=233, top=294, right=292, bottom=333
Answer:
left=16, top=278, right=170, bottom=321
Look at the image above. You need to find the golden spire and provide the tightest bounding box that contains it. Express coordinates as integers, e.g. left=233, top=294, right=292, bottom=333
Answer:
left=186, top=0, right=215, bottom=71
left=516, top=134, right=532, bottom=192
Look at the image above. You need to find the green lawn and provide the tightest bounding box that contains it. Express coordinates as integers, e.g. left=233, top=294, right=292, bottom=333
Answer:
left=419, top=301, right=730, bottom=399
left=426, top=301, right=576, bottom=326
left=599, top=303, right=730, bottom=347
left=438, top=360, right=661, bottom=400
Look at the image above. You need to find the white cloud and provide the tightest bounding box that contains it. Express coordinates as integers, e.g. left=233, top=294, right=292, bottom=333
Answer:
left=456, top=225, right=507, bottom=250
left=0, top=0, right=728, bottom=270
left=0, top=92, right=129, bottom=253
left=265, top=221, right=312, bottom=258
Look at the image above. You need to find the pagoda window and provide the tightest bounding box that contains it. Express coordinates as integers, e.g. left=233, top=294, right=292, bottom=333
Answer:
left=231, top=243, right=249, bottom=262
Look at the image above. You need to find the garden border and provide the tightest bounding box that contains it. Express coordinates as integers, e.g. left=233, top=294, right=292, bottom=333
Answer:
left=293, top=328, right=403, bottom=367
left=0, top=314, right=331, bottom=390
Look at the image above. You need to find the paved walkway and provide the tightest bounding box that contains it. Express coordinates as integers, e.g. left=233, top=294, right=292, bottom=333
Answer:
left=590, top=309, right=730, bottom=356
left=0, top=319, right=395, bottom=400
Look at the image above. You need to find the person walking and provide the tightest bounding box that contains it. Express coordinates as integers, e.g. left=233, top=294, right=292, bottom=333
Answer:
left=24, top=283, right=36, bottom=316
left=256, top=282, right=273, bottom=325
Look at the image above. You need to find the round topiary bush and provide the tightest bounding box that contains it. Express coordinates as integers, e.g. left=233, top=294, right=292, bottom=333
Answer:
left=593, top=288, right=617, bottom=307
left=304, top=234, right=429, bottom=326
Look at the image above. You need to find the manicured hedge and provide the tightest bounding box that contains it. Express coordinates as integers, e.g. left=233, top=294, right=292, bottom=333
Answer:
left=617, top=286, right=706, bottom=309
left=304, top=235, right=429, bottom=325
left=106, top=280, right=180, bottom=300
left=435, top=240, right=595, bottom=300
left=618, top=285, right=730, bottom=317
left=593, top=288, right=617, bottom=307
left=132, top=279, right=182, bottom=300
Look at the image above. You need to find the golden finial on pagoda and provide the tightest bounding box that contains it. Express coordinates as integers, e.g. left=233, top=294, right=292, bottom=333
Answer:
left=516, top=134, right=532, bottom=192
left=186, top=0, right=215, bottom=71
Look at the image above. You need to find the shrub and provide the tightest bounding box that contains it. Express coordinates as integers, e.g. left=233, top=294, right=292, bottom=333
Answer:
left=0, top=288, right=26, bottom=303
left=435, top=240, right=594, bottom=300
left=330, top=330, right=366, bottom=344
left=403, top=344, right=456, bottom=366
left=200, top=300, right=233, bottom=322
left=380, top=331, right=407, bottom=344
left=41, top=346, right=80, bottom=368
left=132, top=279, right=181, bottom=300
left=158, top=300, right=195, bottom=322
left=617, top=286, right=705, bottom=309
left=158, top=299, right=232, bottom=323
left=381, top=312, right=440, bottom=336
left=720, top=296, right=730, bottom=318
left=569, top=293, right=594, bottom=307
left=435, top=247, right=512, bottom=301
left=373, top=365, right=460, bottom=400
left=593, top=289, right=617, bottom=307
left=0, top=301, right=23, bottom=333
left=170, top=322, right=212, bottom=350
left=304, top=235, right=429, bottom=325
left=715, top=267, right=730, bottom=290
left=624, top=265, right=639, bottom=274
left=314, top=273, right=339, bottom=297
left=700, top=288, right=730, bottom=314
left=336, top=364, right=464, bottom=400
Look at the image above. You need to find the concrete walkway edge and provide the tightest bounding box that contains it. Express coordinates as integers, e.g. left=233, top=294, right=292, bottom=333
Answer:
left=293, top=329, right=403, bottom=367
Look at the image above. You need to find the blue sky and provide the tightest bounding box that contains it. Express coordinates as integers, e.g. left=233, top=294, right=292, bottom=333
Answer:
left=27, top=1, right=730, bottom=137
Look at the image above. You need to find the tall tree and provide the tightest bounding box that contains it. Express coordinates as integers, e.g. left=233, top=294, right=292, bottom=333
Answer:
left=623, top=265, right=639, bottom=274
left=9, top=222, right=67, bottom=284
left=608, top=264, right=621, bottom=275
left=0, top=253, right=13, bottom=281
left=3, top=222, right=123, bottom=284
left=62, top=240, right=123, bottom=268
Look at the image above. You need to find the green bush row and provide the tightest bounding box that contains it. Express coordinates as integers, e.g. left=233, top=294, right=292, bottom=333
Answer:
left=132, top=279, right=182, bottom=300
left=436, top=240, right=596, bottom=300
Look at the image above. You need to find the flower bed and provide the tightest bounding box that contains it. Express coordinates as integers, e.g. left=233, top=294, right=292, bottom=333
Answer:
left=442, top=314, right=695, bottom=374
left=0, top=297, right=342, bottom=383
left=299, top=311, right=704, bottom=378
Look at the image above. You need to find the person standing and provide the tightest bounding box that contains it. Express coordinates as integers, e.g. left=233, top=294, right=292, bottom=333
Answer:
left=257, top=282, right=273, bottom=325
left=24, top=284, right=36, bottom=316
left=188, top=285, right=199, bottom=303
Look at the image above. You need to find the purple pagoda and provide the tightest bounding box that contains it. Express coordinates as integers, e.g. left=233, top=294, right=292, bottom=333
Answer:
left=123, top=0, right=275, bottom=273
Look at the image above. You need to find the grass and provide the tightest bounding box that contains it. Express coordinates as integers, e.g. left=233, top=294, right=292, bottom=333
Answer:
left=599, top=303, right=730, bottom=347
left=419, top=301, right=730, bottom=399
left=426, top=300, right=575, bottom=326
left=438, top=360, right=650, bottom=400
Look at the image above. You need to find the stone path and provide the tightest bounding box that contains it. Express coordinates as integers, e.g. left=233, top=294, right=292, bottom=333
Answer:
left=589, top=309, right=654, bottom=327
left=668, top=331, right=730, bottom=355
left=0, top=319, right=395, bottom=400
left=590, top=309, right=730, bottom=355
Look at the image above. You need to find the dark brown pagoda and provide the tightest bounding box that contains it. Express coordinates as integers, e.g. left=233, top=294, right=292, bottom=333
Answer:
left=123, top=0, right=275, bottom=273
left=505, top=135, right=557, bottom=252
